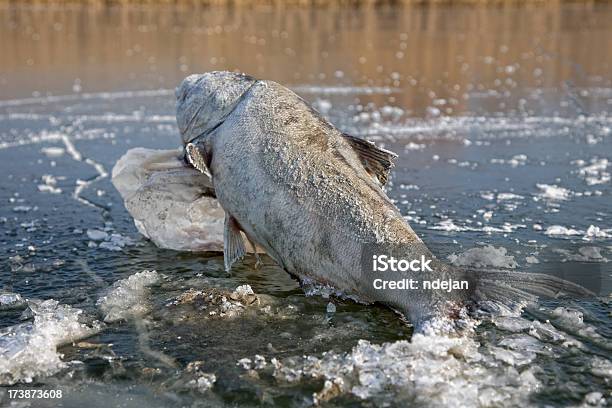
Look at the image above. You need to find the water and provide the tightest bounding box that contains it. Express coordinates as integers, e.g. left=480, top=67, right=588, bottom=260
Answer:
left=0, top=2, right=611, bottom=407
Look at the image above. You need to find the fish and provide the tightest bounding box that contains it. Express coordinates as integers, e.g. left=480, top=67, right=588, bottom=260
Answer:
left=174, top=71, right=592, bottom=333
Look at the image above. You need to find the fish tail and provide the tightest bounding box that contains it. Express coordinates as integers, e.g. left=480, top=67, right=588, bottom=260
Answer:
left=463, top=268, right=595, bottom=312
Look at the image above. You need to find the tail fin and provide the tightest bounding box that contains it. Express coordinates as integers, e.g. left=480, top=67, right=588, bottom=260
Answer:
left=465, top=268, right=596, bottom=313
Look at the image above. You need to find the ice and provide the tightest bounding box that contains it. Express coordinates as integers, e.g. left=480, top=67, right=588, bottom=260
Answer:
left=37, top=174, right=62, bottom=194
left=99, top=233, right=134, bottom=251
left=404, top=142, right=426, bottom=150
left=493, top=316, right=533, bottom=332
left=86, top=228, right=133, bottom=251
left=186, top=373, right=216, bottom=393
left=584, top=225, right=611, bottom=239
left=233, top=285, right=255, bottom=297
left=490, top=154, right=527, bottom=167
left=553, top=247, right=607, bottom=262
left=40, top=146, right=65, bottom=158
left=168, top=284, right=259, bottom=319
left=0, top=292, right=26, bottom=310
left=431, top=219, right=467, bottom=232
left=448, top=245, right=518, bottom=269
left=536, top=183, right=571, bottom=200
left=551, top=307, right=584, bottom=326
left=544, top=225, right=611, bottom=240
left=86, top=229, right=108, bottom=241
left=430, top=219, right=525, bottom=234
left=496, top=193, right=524, bottom=201
left=313, top=99, right=332, bottom=114
left=112, top=148, right=225, bottom=252
left=292, top=85, right=400, bottom=95
left=590, top=357, right=612, bottom=379
left=577, top=158, right=610, bottom=185
left=584, top=392, right=606, bottom=407
left=0, top=299, right=102, bottom=385
left=544, top=225, right=582, bottom=236
left=268, top=335, right=540, bottom=406
left=96, top=270, right=160, bottom=322
left=488, top=346, right=535, bottom=366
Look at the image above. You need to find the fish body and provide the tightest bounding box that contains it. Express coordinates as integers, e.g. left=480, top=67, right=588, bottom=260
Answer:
left=175, top=72, right=591, bottom=331
left=176, top=72, right=466, bottom=328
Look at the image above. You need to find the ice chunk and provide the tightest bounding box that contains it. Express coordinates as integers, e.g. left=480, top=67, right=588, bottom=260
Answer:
left=493, top=316, right=533, bottom=332
left=496, top=192, right=524, bottom=201
left=577, top=158, right=610, bottom=185
left=37, top=174, right=62, bottom=194
left=169, top=284, right=259, bottom=319
left=584, top=225, right=611, bottom=239
left=553, top=247, right=607, bottom=262
left=448, top=245, right=518, bottom=269
left=99, top=233, right=134, bottom=251
left=96, top=270, right=160, bottom=322
left=86, top=229, right=108, bottom=241
left=233, top=285, right=255, bottom=297
left=0, top=299, right=102, bottom=385
left=544, top=225, right=583, bottom=236
left=590, top=357, right=612, bottom=379
left=0, top=292, right=26, bottom=310
left=536, top=183, right=571, bottom=200
left=112, top=148, right=225, bottom=252
left=551, top=307, right=584, bottom=326
left=584, top=392, right=606, bottom=406
left=40, top=146, right=65, bottom=158
left=186, top=373, right=216, bottom=392
left=578, top=246, right=605, bottom=260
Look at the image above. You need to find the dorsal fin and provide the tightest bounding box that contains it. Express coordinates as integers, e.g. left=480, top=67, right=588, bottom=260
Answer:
left=342, top=134, right=398, bottom=186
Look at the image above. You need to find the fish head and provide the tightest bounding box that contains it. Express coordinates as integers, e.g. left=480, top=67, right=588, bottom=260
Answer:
left=176, top=71, right=257, bottom=145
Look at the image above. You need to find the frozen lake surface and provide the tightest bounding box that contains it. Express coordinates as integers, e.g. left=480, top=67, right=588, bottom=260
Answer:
left=0, top=2, right=611, bottom=407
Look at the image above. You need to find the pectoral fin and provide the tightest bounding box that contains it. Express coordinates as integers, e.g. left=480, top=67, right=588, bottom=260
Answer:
left=343, top=133, right=398, bottom=186
left=224, top=213, right=246, bottom=272
left=185, top=141, right=212, bottom=178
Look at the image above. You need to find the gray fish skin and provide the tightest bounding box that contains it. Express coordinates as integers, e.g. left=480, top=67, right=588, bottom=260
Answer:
left=176, top=72, right=467, bottom=330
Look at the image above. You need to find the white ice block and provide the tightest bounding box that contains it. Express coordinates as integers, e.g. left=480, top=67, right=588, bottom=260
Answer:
left=112, top=148, right=225, bottom=252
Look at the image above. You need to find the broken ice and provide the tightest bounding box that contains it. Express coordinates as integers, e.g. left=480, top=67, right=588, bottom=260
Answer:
left=0, top=299, right=102, bottom=385
left=97, top=270, right=160, bottom=322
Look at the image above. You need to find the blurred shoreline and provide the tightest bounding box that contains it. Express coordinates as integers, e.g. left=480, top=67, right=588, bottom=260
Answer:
left=1, top=0, right=610, bottom=109
left=0, top=0, right=607, bottom=6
